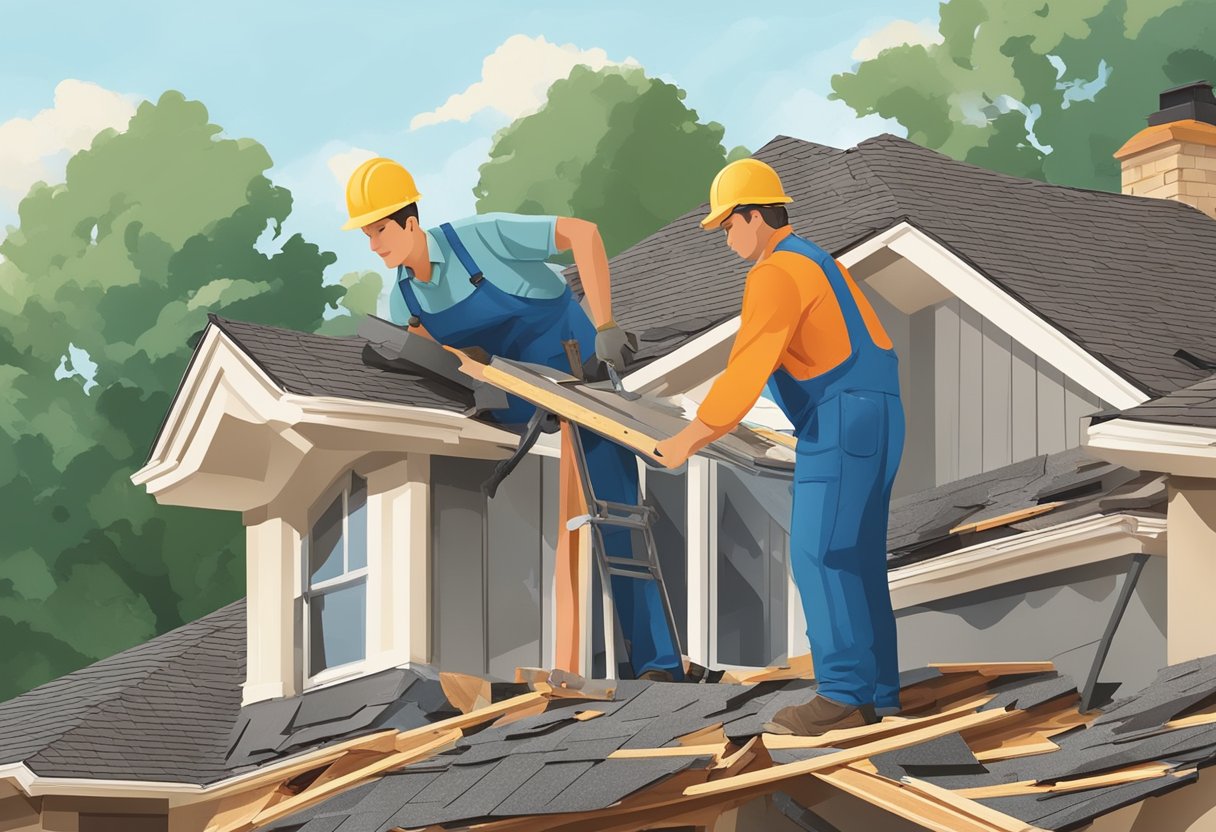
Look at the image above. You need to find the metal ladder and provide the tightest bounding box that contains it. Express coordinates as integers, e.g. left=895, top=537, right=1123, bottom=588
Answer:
left=564, top=421, right=684, bottom=681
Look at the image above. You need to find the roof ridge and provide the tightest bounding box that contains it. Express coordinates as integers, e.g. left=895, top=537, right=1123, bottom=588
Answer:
left=856, top=133, right=1216, bottom=214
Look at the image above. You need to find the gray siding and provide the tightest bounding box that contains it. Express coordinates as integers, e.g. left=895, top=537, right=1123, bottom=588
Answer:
left=929, top=299, right=1108, bottom=487
left=896, top=555, right=1166, bottom=698
left=431, top=455, right=554, bottom=678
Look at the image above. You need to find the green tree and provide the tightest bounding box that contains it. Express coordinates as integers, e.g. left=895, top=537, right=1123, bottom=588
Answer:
left=317, top=271, right=385, bottom=336
left=474, top=65, right=747, bottom=257
left=0, top=91, right=342, bottom=700
left=831, top=0, right=1216, bottom=191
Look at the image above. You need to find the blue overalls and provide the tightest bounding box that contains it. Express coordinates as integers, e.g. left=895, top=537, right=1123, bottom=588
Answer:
left=396, top=223, right=683, bottom=680
left=766, top=233, right=905, bottom=709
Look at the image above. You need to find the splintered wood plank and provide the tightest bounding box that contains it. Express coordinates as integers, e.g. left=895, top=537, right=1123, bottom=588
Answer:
left=949, top=503, right=1063, bottom=535
left=930, top=662, right=1056, bottom=676
left=747, top=425, right=797, bottom=449
left=898, top=776, right=1048, bottom=832
left=574, top=709, right=604, bottom=721
left=953, top=762, right=1178, bottom=799
left=440, top=671, right=491, bottom=714
left=814, top=766, right=1015, bottom=832
left=205, top=728, right=401, bottom=801
left=1165, top=708, right=1216, bottom=730
left=253, top=729, right=462, bottom=828
left=608, top=743, right=727, bottom=760
left=712, top=737, right=766, bottom=778
left=490, top=696, right=549, bottom=727
left=677, top=722, right=726, bottom=746
left=204, top=783, right=282, bottom=832
left=973, top=739, right=1061, bottom=762
left=392, top=692, right=547, bottom=752
left=684, top=708, right=1015, bottom=797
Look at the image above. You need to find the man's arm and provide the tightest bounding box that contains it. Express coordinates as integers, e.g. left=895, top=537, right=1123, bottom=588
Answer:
left=655, top=263, right=803, bottom=465
left=554, top=217, right=612, bottom=328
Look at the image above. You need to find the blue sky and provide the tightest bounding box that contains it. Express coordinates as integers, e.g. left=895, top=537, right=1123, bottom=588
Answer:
left=0, top=0, right=941, bottom=285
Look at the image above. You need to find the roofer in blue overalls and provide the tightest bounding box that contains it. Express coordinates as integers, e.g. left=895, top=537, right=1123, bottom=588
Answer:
left=656, top=159, right=905, bottom=735
left=343, top=157, right=683, bottom=683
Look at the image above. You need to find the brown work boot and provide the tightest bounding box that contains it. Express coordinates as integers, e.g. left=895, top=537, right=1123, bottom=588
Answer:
left=637, top=668, right=674, bottom=682
left=763, top=695, right=877, bottom=736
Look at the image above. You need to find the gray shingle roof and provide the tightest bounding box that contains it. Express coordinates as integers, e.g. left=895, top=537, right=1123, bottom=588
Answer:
left=1108, top=372, right=1216, bottom=429
left=267, top=658, right=1216, bottom=832
left=0, top=600, right=245, bottom=783
left=597, top=134, right=1216, bottom=397
left=886, top=447, right=1165, bottom=569
left=210, top=316, right=471, bottom=413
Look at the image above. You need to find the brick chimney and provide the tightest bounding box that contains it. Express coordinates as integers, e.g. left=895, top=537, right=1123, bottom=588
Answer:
left=1115, top=80, right=1216, bottom=219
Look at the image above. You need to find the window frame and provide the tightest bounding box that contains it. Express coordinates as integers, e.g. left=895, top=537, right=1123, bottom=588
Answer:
left=301, top=471, right=371, bottom=688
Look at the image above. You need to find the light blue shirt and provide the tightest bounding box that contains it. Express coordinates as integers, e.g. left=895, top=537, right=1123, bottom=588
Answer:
left=388, top=212, right=569, bottom=321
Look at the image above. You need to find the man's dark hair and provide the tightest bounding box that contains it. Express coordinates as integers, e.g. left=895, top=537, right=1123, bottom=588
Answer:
left=384, top=202, right=420, bottom=229
left=731, top=203, right=789, bottom=228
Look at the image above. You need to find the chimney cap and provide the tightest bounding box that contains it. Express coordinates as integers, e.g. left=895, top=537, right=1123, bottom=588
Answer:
left=1148, top=80, right=1216, bottom=127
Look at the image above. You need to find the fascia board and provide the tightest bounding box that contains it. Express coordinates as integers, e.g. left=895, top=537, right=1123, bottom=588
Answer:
left=1085, top=417, right=1216, bottom=479
left=888, top=513, right=1167, bottom=609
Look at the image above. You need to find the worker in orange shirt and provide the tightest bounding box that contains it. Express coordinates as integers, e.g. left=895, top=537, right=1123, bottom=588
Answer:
left=655, top=159, right=905, bottom=736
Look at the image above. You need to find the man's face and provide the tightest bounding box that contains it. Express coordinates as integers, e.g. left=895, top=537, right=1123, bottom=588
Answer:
left=362, top=215, right=416, bottom=269
left=720, top=209, right=766, bottom=261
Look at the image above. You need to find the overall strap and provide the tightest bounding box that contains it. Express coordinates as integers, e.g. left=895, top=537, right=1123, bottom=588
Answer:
left=395, top=265, right=425, bottom=326
left=776, top=234, right=876, bottom=357
left=439, top=223, right=485, bottom=286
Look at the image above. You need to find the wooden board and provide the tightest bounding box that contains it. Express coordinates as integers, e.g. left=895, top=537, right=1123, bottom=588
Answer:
left=949, top=503, right=1063, bottom=535
left=440, top=672, right=491, bottom=714
left=930, top=661, right=1056, bottom=676
left=456, top=354, right=792, bottom=473
left=953, top=762, right=1177, bottom=799
left=684, top=708, right=1015, bottom=797
left=253, top=729, right=462, bottom=828
left=762, top=694, right=996, bottom=751
left=896, top=775, right=1048, bottom=832
left=814, top=766, right=1032, bottom=832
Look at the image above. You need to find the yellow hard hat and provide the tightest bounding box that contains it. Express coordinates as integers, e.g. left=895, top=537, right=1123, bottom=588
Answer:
left=700, top=158, right=792, bottom=230
left=342, top=157, right=422, bottom=230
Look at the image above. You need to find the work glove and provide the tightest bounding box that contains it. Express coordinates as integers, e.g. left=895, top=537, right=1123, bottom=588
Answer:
left=594, top=321, right=635, bottom=370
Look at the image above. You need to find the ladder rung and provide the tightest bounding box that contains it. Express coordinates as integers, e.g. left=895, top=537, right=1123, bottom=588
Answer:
left=608, top=567, right=659, bottom=580
left=584, top=515, right=651, bottom=531
left=595, top=500, right=658, bottom=519
left=605, top=556, right=658, bottom=570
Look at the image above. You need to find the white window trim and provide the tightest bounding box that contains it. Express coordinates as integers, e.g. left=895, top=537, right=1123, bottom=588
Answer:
left=301, top=472, right=372, bottom=688
left=1085, top=416, right=1216, bottom=479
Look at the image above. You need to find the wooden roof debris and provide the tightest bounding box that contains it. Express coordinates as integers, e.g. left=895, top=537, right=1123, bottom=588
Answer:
left=227, top=655, right=1216, bottom=832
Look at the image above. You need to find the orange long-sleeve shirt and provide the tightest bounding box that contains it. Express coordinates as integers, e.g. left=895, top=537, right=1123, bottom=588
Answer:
left=698, top=227, right=893, bottom=431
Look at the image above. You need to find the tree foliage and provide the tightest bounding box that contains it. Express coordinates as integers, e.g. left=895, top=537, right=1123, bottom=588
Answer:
left=831, top=0, right=1216, bottom=190
left=0, top=91, right=342, bottom=700
left=474, top=65, right=746, bottom=257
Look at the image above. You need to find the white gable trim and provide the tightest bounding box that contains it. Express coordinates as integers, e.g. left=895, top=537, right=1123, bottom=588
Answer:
left=131, top=325, right=516, bottom=512
left=622, top=222, right=1149, bottom=410
left=1085, top=416, right=1216, bottom=478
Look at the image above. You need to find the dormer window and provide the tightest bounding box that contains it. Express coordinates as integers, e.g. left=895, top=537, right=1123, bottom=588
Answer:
left=304, top=472, right=369, bottom=682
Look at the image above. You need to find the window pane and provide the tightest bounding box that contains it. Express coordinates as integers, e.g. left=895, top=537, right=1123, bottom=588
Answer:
left=348, top=474, right=368, bottom=571
left=310, top=495, right=345, bottom=585
left=309, top=580, right=366, bottom=675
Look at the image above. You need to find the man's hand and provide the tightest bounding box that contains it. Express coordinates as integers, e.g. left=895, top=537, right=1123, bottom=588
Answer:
left=653, top=419, right=719, bottom=469
left=595, top=321, right=633, bottom=369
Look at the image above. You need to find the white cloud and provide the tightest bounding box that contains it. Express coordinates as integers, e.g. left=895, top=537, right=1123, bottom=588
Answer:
left=410, top=34, right=638, bottom=130
left=325, top=146, right=377, bottom=188
left=852, top=19, right=942, bottom=62
left=0, top=80, right=139, bottom=210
